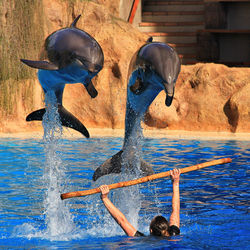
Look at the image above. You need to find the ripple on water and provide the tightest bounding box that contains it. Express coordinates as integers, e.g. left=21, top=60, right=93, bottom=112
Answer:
left=0, top=136, right=249, bottom=248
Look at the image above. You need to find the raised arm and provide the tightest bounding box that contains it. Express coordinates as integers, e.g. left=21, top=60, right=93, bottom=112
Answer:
left=100, top=185, right=137, bottom=236
left=169, top=168, right=181, bottom=228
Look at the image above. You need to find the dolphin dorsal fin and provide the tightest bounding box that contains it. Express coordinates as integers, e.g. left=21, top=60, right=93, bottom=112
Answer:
left=92, top=150, right=123, bottom=181
left=147, top=37, right=153, bottom=43
left=70, top=15, right=81, bottom=28
left=92, top=150, right=154, bottom=181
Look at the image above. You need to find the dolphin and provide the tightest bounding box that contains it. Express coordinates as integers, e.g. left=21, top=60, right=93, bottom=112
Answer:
left=93, top=37, right=181, bottom=181
left=20, top=15, right=104, bottom=138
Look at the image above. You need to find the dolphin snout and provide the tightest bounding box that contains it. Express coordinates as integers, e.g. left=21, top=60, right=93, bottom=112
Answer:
left=163, top=82, right=175, bottom=107
left=165, top=93, right=174, bottom=106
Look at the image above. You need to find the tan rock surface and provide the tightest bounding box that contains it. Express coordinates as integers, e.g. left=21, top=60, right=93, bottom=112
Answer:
left=146, top=63, right=250, bottom=133
left=0, top=0, right=249, bottom=136
left=226, top=83, right=250, bottom=132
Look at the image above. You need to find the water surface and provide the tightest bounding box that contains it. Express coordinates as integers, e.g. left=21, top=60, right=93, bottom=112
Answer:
left=0, top=136, right=249, bottom=249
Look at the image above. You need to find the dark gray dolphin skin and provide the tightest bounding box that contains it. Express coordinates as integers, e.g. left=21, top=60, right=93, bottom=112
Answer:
left=93, top=37, right=181, bottom=181
left=20, top=15, right=104, bottom=137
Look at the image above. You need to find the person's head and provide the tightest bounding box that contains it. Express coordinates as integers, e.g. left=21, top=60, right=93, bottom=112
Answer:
left=149, top=215, right=169, bottom=237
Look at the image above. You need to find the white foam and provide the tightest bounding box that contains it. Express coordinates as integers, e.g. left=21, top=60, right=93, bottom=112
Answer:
left=41, top=91, right=77, bottom=240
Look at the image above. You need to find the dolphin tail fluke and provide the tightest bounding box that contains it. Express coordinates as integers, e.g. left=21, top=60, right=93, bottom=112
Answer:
left=92, top=150, right=154, bottom=181
left=26, top=108, right=46, bottom=121
left=58, top=105, right=90, bottom=138
left=26, top=106, right=89, bottom=138
left=20, top=59, right=59, bottom=70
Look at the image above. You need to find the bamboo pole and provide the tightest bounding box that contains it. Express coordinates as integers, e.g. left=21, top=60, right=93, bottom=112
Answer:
left=61, top=157, right=232, bottom=200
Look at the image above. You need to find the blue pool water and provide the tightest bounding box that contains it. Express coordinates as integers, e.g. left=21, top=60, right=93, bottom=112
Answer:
left=0, top=135, right=249, bottom=249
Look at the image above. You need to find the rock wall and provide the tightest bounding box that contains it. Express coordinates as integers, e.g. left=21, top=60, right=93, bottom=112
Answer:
left=146, top=63, right=250, bottom=133
left=0, top=0, right=249, bottom=134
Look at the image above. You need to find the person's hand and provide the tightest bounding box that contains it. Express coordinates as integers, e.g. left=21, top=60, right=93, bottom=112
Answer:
left=100, top=185, right=110, bottom=199
left=170, top=168, right=181, bottom=183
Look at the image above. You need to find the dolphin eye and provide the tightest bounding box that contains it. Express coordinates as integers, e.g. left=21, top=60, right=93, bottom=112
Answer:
left=140, top=64, right=146, bottom=72
left=130, top=77, right=148, bottom=95
left=74, top=55, right=92, bottom=69
left=94, top=64, right=102, bottom=72
left=149, top=65, right=154, bottom=71
left=145, top=64, right=152, bottom=71
left=70, top=52, right=76, bottom=59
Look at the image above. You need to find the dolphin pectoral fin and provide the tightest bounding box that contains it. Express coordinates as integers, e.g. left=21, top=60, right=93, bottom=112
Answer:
left=93, top=150, right=123, bottom=181
left=20, top=59, right=59, bottom=70
left=26, top=108, right=46, bottom=121
left=130, top=78, right=147, bottom=95
left=140, top=160, right=154, bottom=176
left=84, top=80, right=98, bottom=98
left=58, top=106, right=90, bottom=138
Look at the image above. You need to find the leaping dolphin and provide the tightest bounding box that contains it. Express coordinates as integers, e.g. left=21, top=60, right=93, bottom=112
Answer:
left=20, top=15, right=104, bottom=138
left=93, top=37, right=181, bottom=181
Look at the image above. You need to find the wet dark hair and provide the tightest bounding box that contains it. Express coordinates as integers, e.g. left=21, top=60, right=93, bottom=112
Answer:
left=150, top=215, right=169, bottom=236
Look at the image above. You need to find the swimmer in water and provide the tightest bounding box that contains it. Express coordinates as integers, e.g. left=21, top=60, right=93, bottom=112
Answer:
left=99, top=168, right=181, bottom=237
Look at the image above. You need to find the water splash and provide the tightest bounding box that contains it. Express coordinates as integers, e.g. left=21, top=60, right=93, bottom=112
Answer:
left=119, top=130, right=143, bottom=232
left=122, top=112, right=144, bottom=175
left=85, top=175, right=142, bottom=237
left=114, top=182, right=141, bottom=230
left=84, top=129, right=144, bottom=236
left=41, top=91, right=76, bottom=239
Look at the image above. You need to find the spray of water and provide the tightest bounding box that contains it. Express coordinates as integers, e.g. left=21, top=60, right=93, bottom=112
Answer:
left=118, top=127, right=144, bottom=230
left=41, top=91, right=76, bottom=239
left=85, top=175, right=142, bottom=237
left=13, top=91, right=80, bottom=240
left=85, top=126, right=144, bottom=236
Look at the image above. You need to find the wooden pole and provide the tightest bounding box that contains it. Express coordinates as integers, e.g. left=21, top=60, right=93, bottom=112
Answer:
left=60, top=158, right=232, bottom=200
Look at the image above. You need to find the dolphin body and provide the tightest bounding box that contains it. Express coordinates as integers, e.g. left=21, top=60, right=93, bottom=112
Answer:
left=20, top=15, right=104, bottom=138
left=93, top=38, right=181, bottom=181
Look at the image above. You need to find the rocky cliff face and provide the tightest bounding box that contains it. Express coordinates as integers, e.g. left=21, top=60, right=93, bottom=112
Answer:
left=0, top=0, right=249, bottom=134
left=146, top=63, right=250, bottom=133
